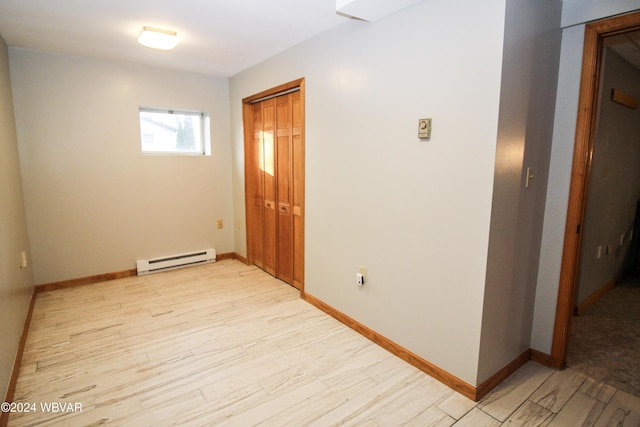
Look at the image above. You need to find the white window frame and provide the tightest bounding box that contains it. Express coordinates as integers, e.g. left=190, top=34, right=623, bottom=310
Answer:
left=139, top=107, right=211, bottom=156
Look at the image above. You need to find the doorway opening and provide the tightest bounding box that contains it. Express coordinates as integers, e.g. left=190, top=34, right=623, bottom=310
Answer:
left=552, top=11, right=640, bottom=369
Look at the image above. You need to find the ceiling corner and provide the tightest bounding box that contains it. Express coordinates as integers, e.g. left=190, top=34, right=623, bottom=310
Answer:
left=335, top=0, right=425, bottom=22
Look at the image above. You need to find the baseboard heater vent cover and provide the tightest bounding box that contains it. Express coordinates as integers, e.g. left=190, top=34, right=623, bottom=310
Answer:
left=136, top=248, right=216, bottom=275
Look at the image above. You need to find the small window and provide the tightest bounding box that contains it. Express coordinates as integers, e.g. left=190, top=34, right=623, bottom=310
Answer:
left=139, top=108, right=210, bottom=155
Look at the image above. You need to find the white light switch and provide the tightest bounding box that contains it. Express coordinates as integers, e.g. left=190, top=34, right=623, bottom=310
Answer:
left=525, top=167, right=535, bottom=188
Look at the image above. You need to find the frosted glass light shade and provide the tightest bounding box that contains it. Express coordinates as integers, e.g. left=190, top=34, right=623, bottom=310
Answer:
left=138, top=26, right=179, bottom=50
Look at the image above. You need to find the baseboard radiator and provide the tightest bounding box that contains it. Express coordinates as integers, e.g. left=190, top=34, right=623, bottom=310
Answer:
left=136, top=248, right=216, bottom=275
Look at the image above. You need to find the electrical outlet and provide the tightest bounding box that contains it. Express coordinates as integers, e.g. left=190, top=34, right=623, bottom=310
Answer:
left=356, top=265, right=367, bottom=286
left=217, top=219, right=223, bottom=229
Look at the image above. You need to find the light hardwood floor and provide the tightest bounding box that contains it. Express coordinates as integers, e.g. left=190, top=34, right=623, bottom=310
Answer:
left=6, top=260, right=640, bottom=426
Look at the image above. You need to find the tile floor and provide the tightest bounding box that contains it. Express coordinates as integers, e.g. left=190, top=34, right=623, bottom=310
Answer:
left=6, top=260, right=640, bottom=426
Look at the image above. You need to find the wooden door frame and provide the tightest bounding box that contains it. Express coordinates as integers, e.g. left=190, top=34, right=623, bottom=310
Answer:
left=551, top=11, right=640, bottom=369
left=242, top=78, right=305, bottom=289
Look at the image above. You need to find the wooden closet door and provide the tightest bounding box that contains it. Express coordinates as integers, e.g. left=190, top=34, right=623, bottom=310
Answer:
left=291, top=90, right=304, bottom=289
left=244, top=80, right=304, bottom=291
left=276, top=94, right=293, bottom=284
left=248, top=102, right=264, bottom=269
left=262, top=98, right=277, bottom=276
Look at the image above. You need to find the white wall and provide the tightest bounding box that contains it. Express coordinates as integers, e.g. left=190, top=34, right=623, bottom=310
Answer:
left=230, top=0, right=506, bottom=385
left=531, top=2, right=640, bottom=353
left=9, top=49, right=233, bottom=284
left=562, top=0, right=640, bottom=27
left=478, top=0, right=562, bottom=383
left=0, top=36, right=34, bottom=400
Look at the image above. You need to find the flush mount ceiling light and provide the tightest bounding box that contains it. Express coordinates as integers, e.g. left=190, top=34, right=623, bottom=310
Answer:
left=138, top=26, right=179, bottom=50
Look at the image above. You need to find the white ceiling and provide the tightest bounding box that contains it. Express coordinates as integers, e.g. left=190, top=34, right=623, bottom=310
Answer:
left=0, top=0, right=351, bottom=77
left=2, top=1, right=639, bottom=77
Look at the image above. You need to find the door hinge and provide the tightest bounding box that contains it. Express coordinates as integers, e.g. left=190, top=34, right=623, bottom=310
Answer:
left=577, top=224, right=581, bottom=234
